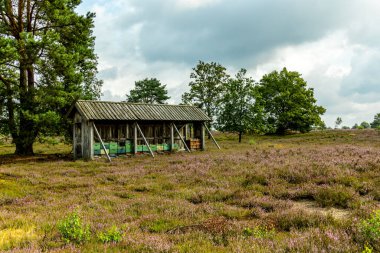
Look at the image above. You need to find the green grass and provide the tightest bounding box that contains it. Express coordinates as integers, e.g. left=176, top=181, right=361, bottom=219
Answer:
left=0, top=129, right=379, bottom=252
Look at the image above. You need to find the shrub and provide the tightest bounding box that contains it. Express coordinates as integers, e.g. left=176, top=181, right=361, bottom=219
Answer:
left=243, top=225, right=275, bottom=238
left=97, top=225, right=123, bottom=243
left=269, top=210, right=334, bottom=231
left=359, top=210, right=380, bottom=251
left=314, top=185, right=356, bottom=208
left=140, top=219, right=179, bottom=233
left=242, top=174, right=268, bottom=187
left=57, top=212, right=90, bottom=244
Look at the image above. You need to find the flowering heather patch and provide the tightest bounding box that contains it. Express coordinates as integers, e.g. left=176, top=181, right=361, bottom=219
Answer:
left=0, top=129, right=379, bottom=252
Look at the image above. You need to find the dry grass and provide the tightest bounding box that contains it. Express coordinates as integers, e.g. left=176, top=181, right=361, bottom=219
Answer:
left=0, top=129, right=379, bottom=252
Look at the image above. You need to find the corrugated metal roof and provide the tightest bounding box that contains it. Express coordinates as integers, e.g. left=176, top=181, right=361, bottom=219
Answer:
left=75, top=100, right=211, bottom=121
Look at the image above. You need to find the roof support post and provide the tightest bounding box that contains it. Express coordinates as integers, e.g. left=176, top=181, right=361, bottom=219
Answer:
left=172, top=123, right=191, bottom=152
left=133, top=122, right=138, bottom=155
left=93, top=122, right=111, bottom=162
left=203, top=122, right=221, bottom=149
left=200, top=123, right=205, bottom=151
left=73, top=123, right=77, bottom=160
left=136, top=122, right=155, bottom=158
left=170, top=122, right=175, bottom=152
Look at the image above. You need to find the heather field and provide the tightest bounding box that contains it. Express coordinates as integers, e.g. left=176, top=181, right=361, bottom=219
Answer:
left=0, top=130, right=379, bottom=252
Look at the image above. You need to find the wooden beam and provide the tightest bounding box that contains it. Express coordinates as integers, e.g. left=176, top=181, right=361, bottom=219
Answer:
left=133, top=122, right=137, bottom=154
left=93, top=122, right=111, bottom=162
left=73, top=123, right=76, bottom=160
left=82, top=120, right=94, bottom=160
left=170, top=122, right=175, bottom=152
left=136, top=123, right=155, bottom=158
left=200, top=123, right=205, bottom=151
left=203, top=122, right=221, bottom=149
left=172, top=123, right=191, bottom=153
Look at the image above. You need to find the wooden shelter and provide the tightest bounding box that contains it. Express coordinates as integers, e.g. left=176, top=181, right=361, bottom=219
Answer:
left=70, top=100, right=216, bottom=160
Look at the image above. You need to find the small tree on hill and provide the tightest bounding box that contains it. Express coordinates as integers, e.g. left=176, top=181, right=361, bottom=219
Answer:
left=126, top=78, right=170, bottom=104
left=360, top=121, right=370, bottom=129
left=255, top=68, right=326, bottom=134
left=335, top=117, right=343, bottom=129
left=216, top=69, right=261, bottom=142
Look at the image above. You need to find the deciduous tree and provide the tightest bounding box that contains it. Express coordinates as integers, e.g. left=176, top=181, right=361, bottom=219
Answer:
left=370, top=113, right=380, bottom=128
left=182, top=61, right=229, bottom=131
left=0, top=0, right=102, bottom=155
left=360, top=121, right=370, bottom=129
left=216, top=69, right=261, bottom=142
left=255, top=68, right=326, bottom=134
left=335, top=117, right=342, bottom=129
left=126, top=78, right=170, bottom=104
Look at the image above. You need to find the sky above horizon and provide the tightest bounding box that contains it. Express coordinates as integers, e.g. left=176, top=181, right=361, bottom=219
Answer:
left=77, top=0, right=380, bottom=128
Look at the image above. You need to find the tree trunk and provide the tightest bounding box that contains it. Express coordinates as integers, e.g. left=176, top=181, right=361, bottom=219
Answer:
left=15, top=138, right=34, bottom=155
left=238, top=132, right=242, bottom=143
left=14, top=64, right=37, bottom=155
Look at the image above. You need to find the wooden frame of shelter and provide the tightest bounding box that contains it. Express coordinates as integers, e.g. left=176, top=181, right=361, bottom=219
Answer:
left=69, top=100, right=216, bottom=161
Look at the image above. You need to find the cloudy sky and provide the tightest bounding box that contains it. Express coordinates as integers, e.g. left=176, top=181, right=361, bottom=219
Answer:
left=77, top=0, right=380, bottom=127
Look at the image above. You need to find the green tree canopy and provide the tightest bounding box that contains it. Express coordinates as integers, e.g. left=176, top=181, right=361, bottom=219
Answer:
left=370, top=113, right=380, bottom=128
left=216, top=69, right=261, bottom=142
left=360, top=121, right=370, bottom=129
left=0, top=0, right=102, bottom=155
left=126, top=78, right=170, bottom=104
left=255, top=68, right=326, bottom=134
left=182, top=61, right=229, bottom=128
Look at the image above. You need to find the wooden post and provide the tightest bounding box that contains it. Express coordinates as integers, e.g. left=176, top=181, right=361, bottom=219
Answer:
left=93, top=122, right=111, bottom=162
left=173, top=123, right=190, bottom=152
left=133, top=122, right=138, bottom=154
left=81, top=120, right=94, bottom=160
left=200, top=123, right=205, bottom=151
left=136, top=123, right=154, bottom=158
left=203, top=122, right=221, bottom=149
left=185, top=124, right=189, bottom=140
left=153, top=125, right=157, bottom=144
left=170, top=122, right=175, bottom=152
left=73, top=123, right=77, bottom=160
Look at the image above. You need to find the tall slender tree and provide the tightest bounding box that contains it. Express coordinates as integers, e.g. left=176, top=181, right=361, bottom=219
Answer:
left=182, top=61, right=229, bottom=131
left=370, top=113, right=380, bottom=128
left=0, top=0, right=102, bottom=155
left=335, top=117, right=342, bottom=129
left=217, top=69, right=261, bottom=142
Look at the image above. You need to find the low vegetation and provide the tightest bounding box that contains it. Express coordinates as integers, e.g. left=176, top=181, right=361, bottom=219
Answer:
left=0, top=129, right=379, bottom=252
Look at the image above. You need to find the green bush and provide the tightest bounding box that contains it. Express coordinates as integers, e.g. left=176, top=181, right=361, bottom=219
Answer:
left=57, top=212, right=90, bottom=244
left=314, top=185, right=356, bottom=208
left=359, top=210, right=380, bottom=251
left=243, top=225, right=275, bottom=238
left=97, top=225, right=123, bottom=243
left=140, top=219, right=179, bottom=233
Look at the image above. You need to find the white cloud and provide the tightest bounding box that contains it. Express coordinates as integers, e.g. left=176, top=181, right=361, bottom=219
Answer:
left=175, top=0, right=220, bottom=9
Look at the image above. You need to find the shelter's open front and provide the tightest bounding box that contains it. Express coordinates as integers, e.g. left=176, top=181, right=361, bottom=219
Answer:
left=70, top=100, right=212, bottom=160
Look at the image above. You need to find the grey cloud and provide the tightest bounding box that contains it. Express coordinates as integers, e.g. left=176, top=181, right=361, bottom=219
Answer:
left=340, top=51, right=380, bottom=102
left=123, top=0, right=352, bottom=65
